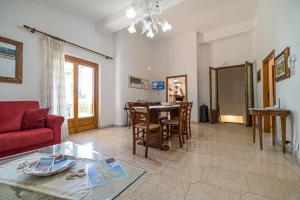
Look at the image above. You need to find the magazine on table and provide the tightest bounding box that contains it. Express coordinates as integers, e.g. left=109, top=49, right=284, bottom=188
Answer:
left=86, top=158, right=127, bottom=188
left=31, top=155, right=75, bottom=173
left=32, top=157, right=55, bottom=173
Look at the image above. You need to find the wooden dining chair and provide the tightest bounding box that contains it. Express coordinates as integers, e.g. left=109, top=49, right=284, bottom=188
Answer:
left=161, top=102, right=189, bottom=147
left=128, top=102, right=163, bottom=158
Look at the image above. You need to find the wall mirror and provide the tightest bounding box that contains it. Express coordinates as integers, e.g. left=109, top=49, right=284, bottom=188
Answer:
left=0, top=36, right=23, bottom=84
left=166, top=74, right=188, bottom=102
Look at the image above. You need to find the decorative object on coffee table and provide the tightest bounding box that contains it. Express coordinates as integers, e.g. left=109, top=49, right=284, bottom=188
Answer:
left=275, top=47, right=290, bottom=81
left=23, top=155, right=77, bottom=177
left=0, top=36, right=23, bottom=84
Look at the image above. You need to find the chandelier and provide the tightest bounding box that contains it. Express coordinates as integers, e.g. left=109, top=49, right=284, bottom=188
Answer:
left=126, top=0, right=172, bottom=38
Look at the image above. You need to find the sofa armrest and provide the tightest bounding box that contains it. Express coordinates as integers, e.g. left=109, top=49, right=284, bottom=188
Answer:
left=46, top=115, right=64, bottom=145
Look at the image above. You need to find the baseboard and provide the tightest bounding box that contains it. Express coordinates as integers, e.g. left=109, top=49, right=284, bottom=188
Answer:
left=113, top=124, right=126, bottom=127
left=98, top=124, right=114, bottom=129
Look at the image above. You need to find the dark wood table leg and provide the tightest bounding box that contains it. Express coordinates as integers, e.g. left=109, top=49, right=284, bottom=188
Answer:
left=252, top=114, right=256, bottom=143
left=281, top=116, right=287, bottom=153
left=258, top=112, right=263, bottom=150
left=271, top=116, right=277, bottom=146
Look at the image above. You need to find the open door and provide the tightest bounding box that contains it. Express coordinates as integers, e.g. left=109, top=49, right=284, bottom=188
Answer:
left=244, top=61, right=254, bottom=127
left=262, top=50, right=276, bottom=132
left=209, top=67, right=219, bottom=124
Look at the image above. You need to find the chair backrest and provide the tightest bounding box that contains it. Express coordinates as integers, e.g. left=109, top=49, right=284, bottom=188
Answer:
left=179, top=102, right=189, bottom=126
left=128, top=102, right=150, bottom=129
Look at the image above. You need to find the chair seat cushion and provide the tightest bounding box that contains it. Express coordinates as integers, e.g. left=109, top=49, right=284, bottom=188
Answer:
left=0, top=128, right=53, bottom=153
left=135, top=122, right=161, bottom=130
left=161, top=119, right=179, bottom=125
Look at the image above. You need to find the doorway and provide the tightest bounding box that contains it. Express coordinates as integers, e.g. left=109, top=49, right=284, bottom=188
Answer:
left=218, top=65, right=245, bottom=124
left=65, top=55, right=99, bottom=133
left=262, top=50, right=276, bottom=133
left=209, top=62, right=254, bottom=126
left=166, top=74, right=188, bottom=102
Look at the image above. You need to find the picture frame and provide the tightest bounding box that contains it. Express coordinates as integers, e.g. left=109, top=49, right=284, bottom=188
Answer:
left=0, top=36, right=23, bottom=84
left=275, top=47, right=290, bottom=82
left=257, top=69, right=261, bottom=82
left=128, top=75, right=149, bottom=90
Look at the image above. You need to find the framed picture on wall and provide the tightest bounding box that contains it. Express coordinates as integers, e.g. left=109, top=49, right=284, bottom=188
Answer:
left=275, top=47, right=290, bottom=81
left=257, top=69, right=261, bottom=82
left=128, top=75, right=149, bottom=90
left=0, top=36, right=23, bottom=84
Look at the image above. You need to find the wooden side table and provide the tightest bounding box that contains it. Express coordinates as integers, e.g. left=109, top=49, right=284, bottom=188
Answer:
left=249, top=108, right=289, bottom=153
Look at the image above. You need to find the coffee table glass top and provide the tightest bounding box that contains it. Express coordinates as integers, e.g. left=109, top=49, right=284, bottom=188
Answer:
left=0, top=142, right=146, bottom=200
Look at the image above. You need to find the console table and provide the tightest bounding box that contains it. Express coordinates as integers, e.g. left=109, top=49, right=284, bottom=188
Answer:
left=249, top=108, right=290, bottom=153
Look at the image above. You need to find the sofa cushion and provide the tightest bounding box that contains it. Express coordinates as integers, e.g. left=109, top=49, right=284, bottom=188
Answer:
left=0, top=128, right=53, bottom=153
left=0, top=101, right=39, bottom=133
left=21, top=108, right=49, bottom=130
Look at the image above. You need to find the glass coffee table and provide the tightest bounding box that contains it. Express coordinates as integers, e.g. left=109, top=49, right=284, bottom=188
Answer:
left=0, top=142, right=146, bottom=200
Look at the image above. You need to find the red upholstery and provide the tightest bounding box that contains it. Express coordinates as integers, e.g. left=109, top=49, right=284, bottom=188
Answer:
left=21, top=108, right=49, bottom=130
left=0, top=101, right=39, bottom=133
left=0, top=128, right=53, bottom=152
left=0, top=101, right=64, bottom=158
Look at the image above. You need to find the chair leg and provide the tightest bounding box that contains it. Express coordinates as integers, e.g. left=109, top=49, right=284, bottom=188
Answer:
left=160, top=126, right=163, bottom=150
left=125, top=113, right=128, bottom=127
left=145, top=132, right=149, bottom=158
left=186, top=124, right=189, bottom=140
left=178, top=126, right=183, bottom=147
left=132, top=128, right=136, bottom=155
left=182, top=126, right=185, bottom=144
left=189, top=123, right=192, bottom=138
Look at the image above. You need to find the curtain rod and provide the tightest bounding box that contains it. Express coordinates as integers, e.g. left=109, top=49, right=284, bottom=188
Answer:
left=23, top=25, right=113, bottom=60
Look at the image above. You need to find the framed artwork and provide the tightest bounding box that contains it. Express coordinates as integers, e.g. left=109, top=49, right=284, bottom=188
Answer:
left=0, top=36, right=23, bottom=84
left=275, top=47, right=290, bottom=81
left=166, top=74, right=188, bottom=102
left=128, top=75, right=149, bottom=90
left=257, top=69, right=261, bottom=82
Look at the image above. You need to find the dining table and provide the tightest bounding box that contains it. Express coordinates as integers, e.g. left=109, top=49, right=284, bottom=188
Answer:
left=149, top=104, right=180, bottom=123
left=133, top=104, right=180, bottom=151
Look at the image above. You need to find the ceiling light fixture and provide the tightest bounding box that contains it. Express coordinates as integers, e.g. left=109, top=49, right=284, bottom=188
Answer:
left=126, top=0, right=172, bottom=38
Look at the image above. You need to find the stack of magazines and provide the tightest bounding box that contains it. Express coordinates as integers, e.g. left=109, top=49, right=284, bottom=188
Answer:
left=32, top=155, right=75, bottom=174
left=86, top=158, right=127, bottom=188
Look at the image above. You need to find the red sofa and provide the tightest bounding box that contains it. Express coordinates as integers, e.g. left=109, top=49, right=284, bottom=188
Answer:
left=0, top=101, right=64, bottom=158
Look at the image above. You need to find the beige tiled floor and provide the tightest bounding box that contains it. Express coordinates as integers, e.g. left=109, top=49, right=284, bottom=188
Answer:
left=68, top=123, right=300, bottom=200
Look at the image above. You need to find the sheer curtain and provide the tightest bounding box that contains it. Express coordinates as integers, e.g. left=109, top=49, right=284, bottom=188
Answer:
left=41, top=36, right=69, bottom=140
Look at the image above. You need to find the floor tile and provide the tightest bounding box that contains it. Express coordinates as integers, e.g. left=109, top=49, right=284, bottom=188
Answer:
left=247, top=174, right=300, bottom=200
left=67, top=123, right=300, bottom=200
left=201, top=166, right=249, bottom=194
left=185, top=182, right=241, bottom=200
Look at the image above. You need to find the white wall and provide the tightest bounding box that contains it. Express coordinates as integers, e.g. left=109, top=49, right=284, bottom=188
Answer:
left=197, top=32, right=253, bottom=107
left=254, top=0, right=300, bottom=159
left=0, top=0, right=115, bottom=127
left=114, top=30, right=152, bottom=125
left=150, top=32, right=199, bottom=121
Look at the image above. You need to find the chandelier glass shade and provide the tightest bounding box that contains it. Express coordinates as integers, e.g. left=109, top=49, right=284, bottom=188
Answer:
left=126, top=0, right=172, bottom=38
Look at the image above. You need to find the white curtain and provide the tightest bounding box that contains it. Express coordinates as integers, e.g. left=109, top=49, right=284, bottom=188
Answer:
left=42, top=36, right=69, bottom=140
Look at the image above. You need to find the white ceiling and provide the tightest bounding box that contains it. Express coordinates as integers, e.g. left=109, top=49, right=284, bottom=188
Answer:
left=158, top=0, right=259, bottom=39
left=27, top=0, right=259, bottom=39
left=28, top=0, right=131, bottom=22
